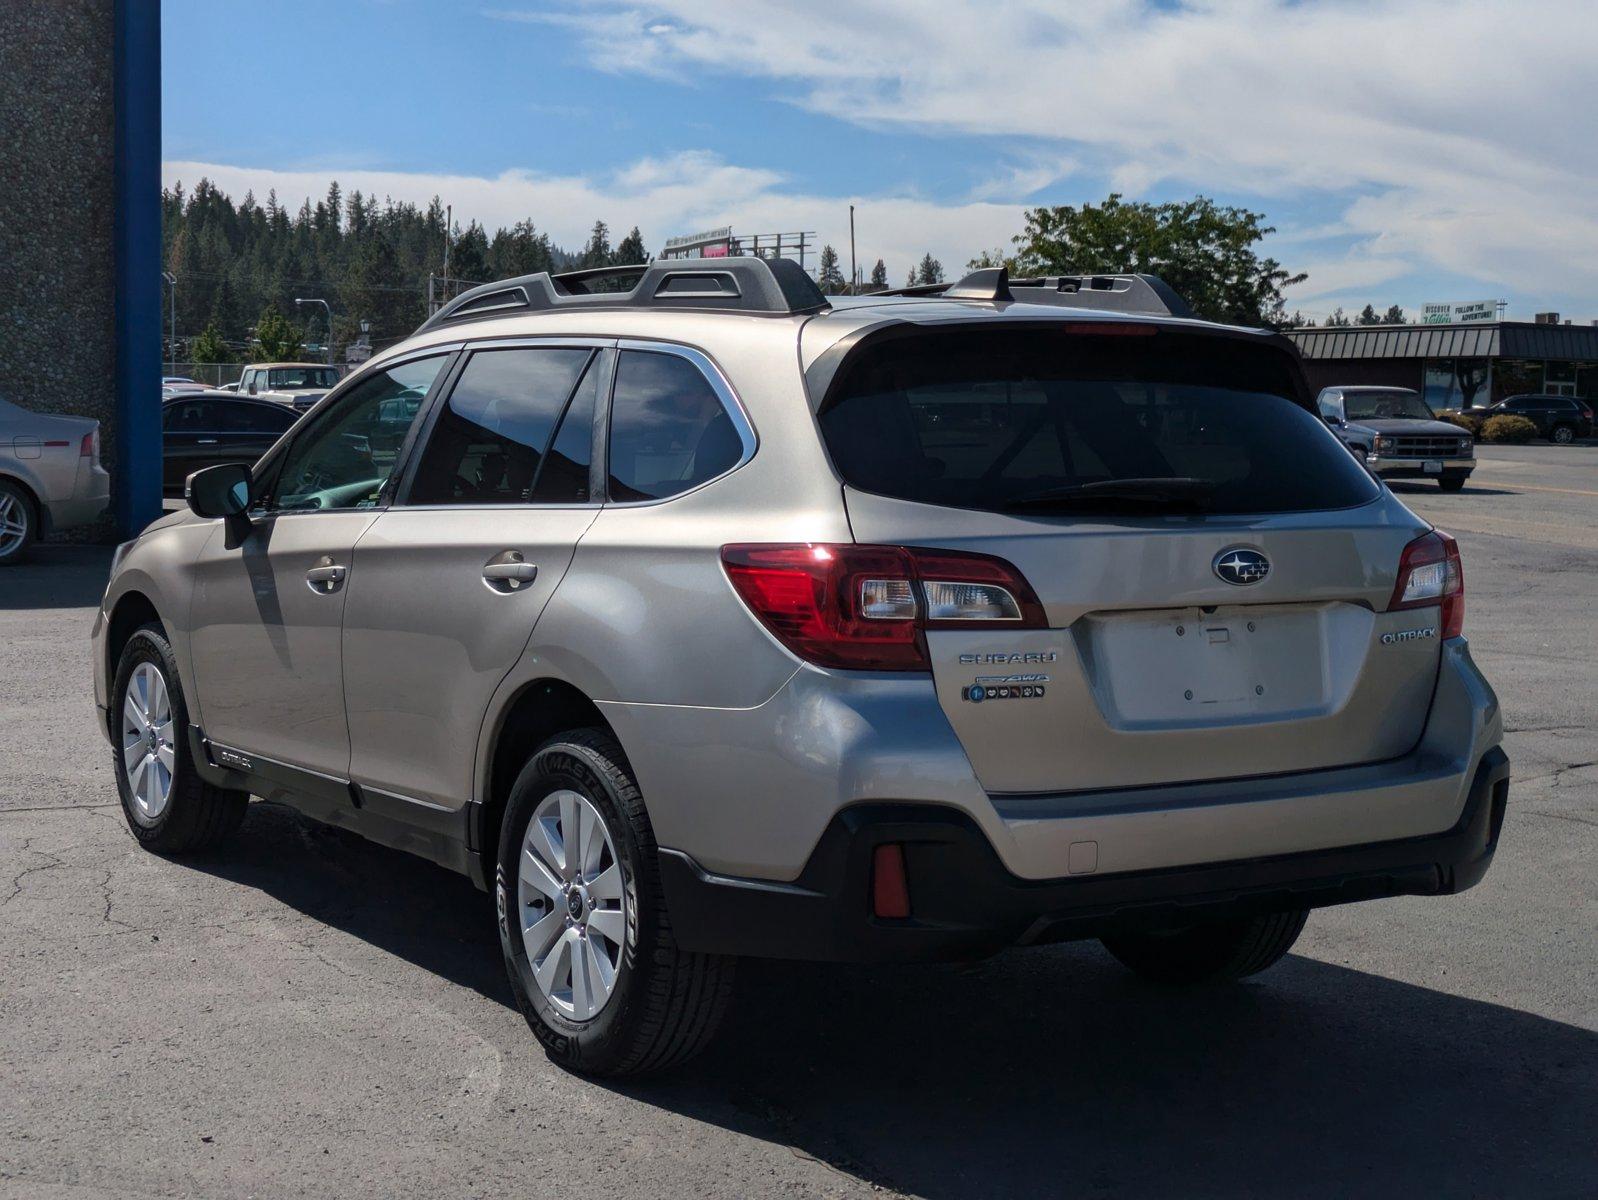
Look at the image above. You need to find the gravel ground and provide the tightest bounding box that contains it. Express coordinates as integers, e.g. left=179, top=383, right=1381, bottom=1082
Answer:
left=2, top=445, right=1594, bottom=1199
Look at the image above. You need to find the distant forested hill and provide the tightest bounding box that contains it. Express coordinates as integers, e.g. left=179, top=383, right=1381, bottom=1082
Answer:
left=162, top=178, right=645, bottom=359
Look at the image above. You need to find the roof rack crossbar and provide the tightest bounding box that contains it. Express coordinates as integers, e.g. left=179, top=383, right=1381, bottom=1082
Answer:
left=415, top=256, right=828, bottom=333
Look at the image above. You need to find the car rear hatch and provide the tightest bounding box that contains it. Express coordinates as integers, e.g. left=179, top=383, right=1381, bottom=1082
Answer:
left=811, top=318, right=1441, bottom=794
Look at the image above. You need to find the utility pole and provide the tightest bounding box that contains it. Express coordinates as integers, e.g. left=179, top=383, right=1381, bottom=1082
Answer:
left=295, top=298, right=335, bottom=365
left=161, top=271, right=176, bottom=372
left=444, top=203, right=452, bottom=279
left=849, top=205, right=857, bottom=296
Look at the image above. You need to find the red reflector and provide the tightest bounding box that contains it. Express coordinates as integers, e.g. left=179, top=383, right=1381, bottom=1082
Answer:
left=43, top=440, right=70, bottom=448
left=872, top=844, right=911, bottom=919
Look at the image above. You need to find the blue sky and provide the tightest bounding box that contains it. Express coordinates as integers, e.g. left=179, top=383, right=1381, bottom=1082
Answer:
left=164, top=0, right=1598, bottom=322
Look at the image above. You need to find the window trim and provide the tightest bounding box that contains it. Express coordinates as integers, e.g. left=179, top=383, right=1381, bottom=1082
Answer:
left=247, top=345, right=462, bottom=518
left=600, top=339, right=758, bottom=508
left=391, top=337, right=614, bottom=511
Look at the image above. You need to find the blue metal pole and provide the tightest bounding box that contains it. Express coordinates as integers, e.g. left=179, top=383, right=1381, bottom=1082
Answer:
left=113, top=0, right=163, bottom=538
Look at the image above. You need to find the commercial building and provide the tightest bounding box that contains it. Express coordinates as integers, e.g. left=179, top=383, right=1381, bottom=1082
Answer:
left=1287, top=318, right=1598, bottom=410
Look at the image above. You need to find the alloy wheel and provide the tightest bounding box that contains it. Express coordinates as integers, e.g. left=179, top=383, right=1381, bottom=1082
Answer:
left=0, top=491, right=27, bottom=558
left=121, top=662, right=176, bottom=820
left=517, top=789, right=628, bottom=1021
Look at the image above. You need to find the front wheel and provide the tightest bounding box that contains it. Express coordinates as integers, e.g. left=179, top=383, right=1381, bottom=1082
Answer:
left=1438, top=475, right=1467, bottom=492
left=1101, top=909, right=1308, bottom=985
left=111, top=623, right=248, bottom=852
left=496, top=729, right=734, bottom=1076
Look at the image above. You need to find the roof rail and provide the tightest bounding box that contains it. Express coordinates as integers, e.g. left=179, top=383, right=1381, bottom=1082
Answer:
left=873, top=267, right=1192, bottom=318
left=415, top=256, right=829, bottom=333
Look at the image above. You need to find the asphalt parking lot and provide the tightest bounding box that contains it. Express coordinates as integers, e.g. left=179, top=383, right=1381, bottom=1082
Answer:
left=2, top=445, right=1594, bottom=1199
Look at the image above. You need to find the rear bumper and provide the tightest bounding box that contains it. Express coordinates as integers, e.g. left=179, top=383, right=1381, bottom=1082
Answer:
left=661, top=746, right=1510, bottom=963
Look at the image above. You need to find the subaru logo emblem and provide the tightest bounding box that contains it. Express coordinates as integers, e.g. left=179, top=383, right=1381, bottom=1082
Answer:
left=1213, top=547, right=1270, bottom=586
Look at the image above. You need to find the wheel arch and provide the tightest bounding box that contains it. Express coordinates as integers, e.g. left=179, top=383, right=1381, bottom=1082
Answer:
left=473, top=677, right=623, bottom=885
left=104, top=591, right=165, bottom=734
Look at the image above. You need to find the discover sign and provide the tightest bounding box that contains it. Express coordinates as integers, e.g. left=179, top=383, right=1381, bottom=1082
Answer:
left=1422, top=300, right=1499, bottom=324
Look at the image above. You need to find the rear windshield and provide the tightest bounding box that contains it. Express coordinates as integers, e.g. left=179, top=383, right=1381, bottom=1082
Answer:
left=817, top=327, right=1379, bottom=516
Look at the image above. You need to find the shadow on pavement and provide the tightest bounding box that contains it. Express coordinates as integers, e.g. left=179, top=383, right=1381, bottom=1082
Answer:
left=1386, top=481, right=1518, bottom=497
left=0, top=544, right=113, bottom=610
left=185, top=800, right=1596, bottom=1198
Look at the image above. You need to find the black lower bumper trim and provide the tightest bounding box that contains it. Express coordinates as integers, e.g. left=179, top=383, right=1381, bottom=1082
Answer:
left=660, top=747, right=1510, bottom=963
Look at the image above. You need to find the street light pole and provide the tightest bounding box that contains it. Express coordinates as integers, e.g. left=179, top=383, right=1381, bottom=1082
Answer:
left=294, top=298, right=335, bottom=366
left=849, top=205, right=857, bottom=296
left=161, top=271, right=176, bottom=372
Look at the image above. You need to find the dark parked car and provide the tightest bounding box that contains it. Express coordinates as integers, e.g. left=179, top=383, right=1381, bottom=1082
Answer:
left=1460, top=394, right=1594, bottom=444
left=162, top=392, right=299, bottom=493
left=1316, top=386, right=1474, bottom=491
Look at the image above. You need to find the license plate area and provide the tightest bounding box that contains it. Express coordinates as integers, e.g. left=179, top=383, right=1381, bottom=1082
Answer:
left=1423, top=459, right=1443, bottom=474
left=1075, top=603, right=1364, bottom=729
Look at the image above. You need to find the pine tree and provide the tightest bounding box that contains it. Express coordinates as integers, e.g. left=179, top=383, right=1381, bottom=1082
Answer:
left=613, top=226, right=648, bottom=265
left=916, top=253, right=944, bottom=285
left=252, top=306, right=304, bottom=361
left=817, top=244, right=845, bottom=293
left=1381, top=304, right=1406, bottom=324
left=191, top=322, right=228, bottom=365
left=869, top=258, right=887, bottom=289
left=581, top=220, right=613, bottom=269
left=1324, top=307, right=1351, bottom=327
left=1356, top=303, right=1381, bottom=326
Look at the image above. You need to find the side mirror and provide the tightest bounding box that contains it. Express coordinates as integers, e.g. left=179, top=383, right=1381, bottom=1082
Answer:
left=187, top=462, right=252, bottom=519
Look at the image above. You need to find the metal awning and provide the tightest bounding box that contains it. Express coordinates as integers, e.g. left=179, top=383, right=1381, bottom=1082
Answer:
left=1287, top=321, right=1598, bottom=362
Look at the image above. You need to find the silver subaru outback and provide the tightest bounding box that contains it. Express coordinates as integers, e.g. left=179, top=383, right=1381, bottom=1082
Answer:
left=92, top=258, right=1508, bottom=1076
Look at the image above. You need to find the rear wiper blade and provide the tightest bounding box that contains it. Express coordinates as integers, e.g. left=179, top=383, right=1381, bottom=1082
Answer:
left=1001, top=477, right=1216, bottom=512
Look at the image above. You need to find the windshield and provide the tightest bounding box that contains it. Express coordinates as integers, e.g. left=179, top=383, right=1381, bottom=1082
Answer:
left=269, top=367, right=338, bottom=389
left=1344, top=390, right=1435, bottom=421
left=817, top=327, right=1379, bottom=516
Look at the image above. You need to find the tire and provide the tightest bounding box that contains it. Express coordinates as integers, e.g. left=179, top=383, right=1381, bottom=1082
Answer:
left=1550, top=424, right=1574, bottom=445
left=111, top=623, right=248, bottom=853
left=1101, top=909, right=1309, bottom=985
left=1438, top=475, right=1466, bottom=492
left=0, top=479, right=37, bottom=565
left=496, top=729, right=735, bottom=1076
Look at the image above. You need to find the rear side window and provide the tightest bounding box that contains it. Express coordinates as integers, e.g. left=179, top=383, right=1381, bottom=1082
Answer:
left=607, top=349, right=744, bottom=501
left=817, top=327, right=1379, bottom=516
left=408, top=347, right=593, bottom=505
left=224, top=403, right=296, bottom=434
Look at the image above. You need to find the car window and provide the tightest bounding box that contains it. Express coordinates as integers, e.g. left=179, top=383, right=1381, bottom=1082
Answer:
left=818, top=327, right=1379, bottom=516
left=267, top=355, right=448, bottom=512
left=607, top=350, right=744, bottom=502
left=269, top=367, right=339, bottom=389
left=165, top=401, right=214, bottom=431
left=407, top=347, right=593, bottom=506
left=225, top=403, right=297, bottom=434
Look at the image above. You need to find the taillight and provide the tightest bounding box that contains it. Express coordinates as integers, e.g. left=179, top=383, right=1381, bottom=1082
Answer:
left=1389, top=530, right=1463, bottom=638
left=721, top=543, right=1046, bottom=670
left=79, top=428, right=99, bottom=461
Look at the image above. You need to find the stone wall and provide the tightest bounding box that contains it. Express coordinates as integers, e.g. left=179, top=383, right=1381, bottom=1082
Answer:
left=0, top=0, right=117, bottom=538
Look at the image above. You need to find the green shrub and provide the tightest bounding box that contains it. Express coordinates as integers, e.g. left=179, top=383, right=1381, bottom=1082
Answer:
left=1438, top=411, right=1480, bottom=436
left=1480, top=414, right=1538, bottom=444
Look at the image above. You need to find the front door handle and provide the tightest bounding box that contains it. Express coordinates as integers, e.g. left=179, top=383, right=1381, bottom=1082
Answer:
left=306, top=560, right=347, bottom=593
left=197, top=438, right=219, bottom=445
left=483, top=551, right=537, bottom=593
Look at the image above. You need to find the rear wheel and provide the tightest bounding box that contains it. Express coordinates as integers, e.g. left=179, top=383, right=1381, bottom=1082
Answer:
left=496, top=729, right=734, bottom=1076
left=111, top=623, right=248, bottom=852
left=0, top=480, right=36, bottom=565
left=1550, top=423, right=1575, bottom=444
left=1102, top=909, right=1308, bottom=985
left=1438, top=475, right=1466, bottom=492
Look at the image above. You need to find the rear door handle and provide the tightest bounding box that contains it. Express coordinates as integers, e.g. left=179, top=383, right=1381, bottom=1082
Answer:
left=306, top=561, right=347, bottom=593
left=197, top=438, right=218, bottom=445
left=483, top=552, right=537, bottom=592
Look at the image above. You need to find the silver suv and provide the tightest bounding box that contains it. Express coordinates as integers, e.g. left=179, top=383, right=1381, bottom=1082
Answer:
left=92, top=259, right=1509, bottom=1076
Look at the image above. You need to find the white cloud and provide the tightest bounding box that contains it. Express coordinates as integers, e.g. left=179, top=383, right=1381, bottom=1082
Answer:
left=162, top=154, right=1022, bottom=282
left=489, top=0, right=1598, bottom=312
